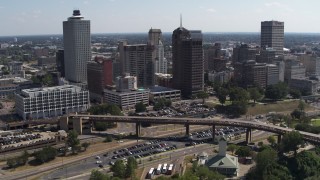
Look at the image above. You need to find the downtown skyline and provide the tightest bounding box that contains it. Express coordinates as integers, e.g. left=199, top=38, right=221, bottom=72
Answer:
left=0, top=0, right=320, bottom=36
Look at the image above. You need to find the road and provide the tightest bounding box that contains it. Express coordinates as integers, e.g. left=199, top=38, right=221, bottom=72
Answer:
left=40, top=129, right=272, bottom=180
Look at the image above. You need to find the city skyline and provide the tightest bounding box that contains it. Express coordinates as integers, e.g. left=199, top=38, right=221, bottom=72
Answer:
left=1, top=0, right=320, bottom=36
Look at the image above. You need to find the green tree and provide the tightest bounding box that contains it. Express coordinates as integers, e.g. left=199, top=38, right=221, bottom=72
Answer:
left=235, top=146, right=251, bottom=157
left=90, top=169, right=110, bottom=180
left=7, top=158, right=16, bottom=168
left=262, top=162, right=293, bottom=180
left=267, top=136, right=276, bottom=146
left=217, top=88, right=228, bottom=105
left=248, top=87, right=263, bottom=104
left=289, top=151, right=320, bottom=179
left=95, top=122, right=108, bottom=131
left=289, top=89, right=301, bottom=99
left=227, top=144, right=238, bottom=155
left=135, top=102, right=146, bottom=113
left=195, top=166, right=225, bottom=180
left=34, top=146, right=57, bottom=163
left=197, top=91, right=209, bottom=104
left=280, top=131, right=303, bottom=155
left=66, top=130, right=80, bottom=154
left=256, top=148, right=277, bottom=174
left=81, top=142, right=90, bottom=151
left=298, top=100, right=306, bottom=112
left=107, top=104, right=123, bottom=115
left=111, top=160, right=126, bottom=178
left=291, top=109, right=304, bottom=120
left=229, top=87, right=249, bottom=103
left=42, top=74, right=53, bottom=86
left=125, top=157, right=138, bottom=178
left=104, top=135, right=113, bottom=142
left=31, top=76, right=41, bottom=84
left=265, top=82, right=288, bottom=100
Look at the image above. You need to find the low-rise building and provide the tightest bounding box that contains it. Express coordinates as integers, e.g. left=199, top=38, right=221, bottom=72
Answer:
left=8, top=61, right=23, bottom=75
left=15, top=85, right=89, bottom=120
left=38, top=56, right=56, bottom=66
left=205, top=137, right=239, bottom=177
left=104, top=89, right=149, bottom=110
left=289, top=78, right=319, bottom=95
left=149, top=86, right=181, bottom=103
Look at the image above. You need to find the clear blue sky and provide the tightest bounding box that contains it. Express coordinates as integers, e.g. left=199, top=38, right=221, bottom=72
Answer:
left=0, top=0, right=319, bottom=36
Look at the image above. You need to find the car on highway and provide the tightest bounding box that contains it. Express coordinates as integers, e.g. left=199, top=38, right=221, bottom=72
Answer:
left=96, top=160, right=102, bottom=164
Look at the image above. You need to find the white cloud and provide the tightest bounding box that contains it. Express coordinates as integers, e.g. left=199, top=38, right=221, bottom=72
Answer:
left=264, top=2, right=293, bottom=12
left=207, top=8, right=216, bottom=13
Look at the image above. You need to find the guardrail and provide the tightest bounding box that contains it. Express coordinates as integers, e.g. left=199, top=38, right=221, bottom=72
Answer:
left=69, top=115, right=320, bottom=144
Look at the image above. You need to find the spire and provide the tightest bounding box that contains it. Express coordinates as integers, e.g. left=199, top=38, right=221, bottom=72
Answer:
left=180, top=14, right=182, bottom=28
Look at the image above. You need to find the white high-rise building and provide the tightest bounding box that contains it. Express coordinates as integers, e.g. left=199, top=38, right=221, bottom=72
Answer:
left=63, top=10, right=91, bottom=83
left=148, top=28, right=167, bottom=74
left=155, top=40, right=168, bottom=74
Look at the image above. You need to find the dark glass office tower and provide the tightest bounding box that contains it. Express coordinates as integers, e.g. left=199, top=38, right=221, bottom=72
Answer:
left=172, top=25, right=204, bottom=98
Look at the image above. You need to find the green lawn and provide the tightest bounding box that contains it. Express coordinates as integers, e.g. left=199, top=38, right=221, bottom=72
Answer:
left=311, top=119, right=320, bottom=126
left=246, top=100, right=313, bottom=116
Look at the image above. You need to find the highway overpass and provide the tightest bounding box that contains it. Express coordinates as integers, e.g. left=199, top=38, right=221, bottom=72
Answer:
left=61, top=115, right=320, bottom=144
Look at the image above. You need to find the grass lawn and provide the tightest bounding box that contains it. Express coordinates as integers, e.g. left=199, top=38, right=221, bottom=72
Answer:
left=246, top=100, right=314, bottom=116
left=311, top=119, right=320, bottom=126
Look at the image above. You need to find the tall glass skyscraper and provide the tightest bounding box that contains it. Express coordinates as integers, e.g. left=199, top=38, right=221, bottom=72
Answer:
left=172, top=24, right=204, bottom=98
left=63, top=10, right=91, bottom=83
left=261, top=20, right=284, bottom=56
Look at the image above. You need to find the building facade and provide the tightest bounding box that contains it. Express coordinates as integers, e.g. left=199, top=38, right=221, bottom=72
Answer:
left=172, top=25, right=204, bottom=98
left=232, top=44, right=257, bottom=64
left=289, top=78, right=319, bottom=95
left=15, top=85, right=89, bottom=120
left=56, top=49, right=65, bottom=77
left=87, top=57, right=113, bottom=102
left=8, top=61, right=23, bottom=75
left=261, top=21, right=284, bottom=56
left=119, top=43, right=154, bottom=88
left=116, top=74, right=137, bottom=92
left=266, top=64, right=279, bottom=86
left=149, top=86, right=181, bottom=103
left=103, top=89, right=149, bottom=110
left=234, top=60, right=267, bottom=88
left=284, top=60, right=306, bottom=83
left=63, top=10, right=91, bottom=83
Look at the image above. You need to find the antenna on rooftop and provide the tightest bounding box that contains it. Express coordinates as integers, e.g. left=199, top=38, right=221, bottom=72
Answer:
left=180, top=13, right=182, bottom=28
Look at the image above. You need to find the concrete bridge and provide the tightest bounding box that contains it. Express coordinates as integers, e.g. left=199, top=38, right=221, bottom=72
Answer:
left=61, top=115, right=320, bottom=145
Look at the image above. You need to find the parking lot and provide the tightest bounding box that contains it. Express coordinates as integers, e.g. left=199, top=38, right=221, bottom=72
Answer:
left=140, top=102, right=216, bottom=118
left=0, top=130, right=56, bottom=151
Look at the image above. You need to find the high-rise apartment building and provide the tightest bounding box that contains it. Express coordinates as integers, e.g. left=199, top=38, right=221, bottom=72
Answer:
left=118, top=42, right=154, bottom=88
left=172, top=24, right=204, bottom=98
left=234, top=60, right=267, bottom=88
left=261, top=21, right=284, bottom=56
left=63, top=10, right=91, bottom=83
left=232, top=44, right=257, bottom=63
left=148, top=29, right=167, bottom=74
left=56, top=50, right=65, bottom=77
left=87, top=56, right=113, bottom=102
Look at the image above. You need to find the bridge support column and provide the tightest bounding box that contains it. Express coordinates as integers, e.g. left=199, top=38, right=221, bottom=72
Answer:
left=212, top=125, right=216, bottom=143
left=185, top=124, right=190, bottom=136
left=246, top=128, right=252, bottom=144
left=136, top=122, right=141, bottom=137
left=277, top=134, right=282, bottom=144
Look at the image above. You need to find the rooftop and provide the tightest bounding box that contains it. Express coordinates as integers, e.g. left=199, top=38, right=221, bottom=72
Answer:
left=149, top=86, right=179, bottom=93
